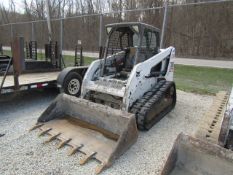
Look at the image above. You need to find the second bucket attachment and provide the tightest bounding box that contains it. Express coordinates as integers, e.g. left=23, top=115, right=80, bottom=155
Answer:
left=161, top=133, right=233, bottom=175
left=30, top=93, right=138, bottom=174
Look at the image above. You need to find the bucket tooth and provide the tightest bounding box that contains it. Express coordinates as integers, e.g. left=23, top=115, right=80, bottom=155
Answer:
left=29, top=123, right=44, bottom=131
left=38, top=128, right=52, bottom=137
left=95, top=163, right=107, bottom=174
left=57, top=138, right=72, bottom=149
left=44, top=133, right=61, bottom=144
left=79, top=152, right=96, bottom=165
left=68, top=144, right=84, bottom=156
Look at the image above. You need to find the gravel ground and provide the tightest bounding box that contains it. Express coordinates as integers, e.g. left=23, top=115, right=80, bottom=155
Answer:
left=0, top=90, right=213, bottom=175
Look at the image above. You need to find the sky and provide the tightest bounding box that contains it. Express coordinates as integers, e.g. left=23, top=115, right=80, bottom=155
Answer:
left=0, top=0, right=110, bottom=14
left=0, top=0, right=25, bottom=12
left=0, top=0, right=111, bottom=15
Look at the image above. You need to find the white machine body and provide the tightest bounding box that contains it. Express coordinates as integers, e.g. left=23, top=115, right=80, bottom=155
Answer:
left=81, top=46, right=175, bottom=111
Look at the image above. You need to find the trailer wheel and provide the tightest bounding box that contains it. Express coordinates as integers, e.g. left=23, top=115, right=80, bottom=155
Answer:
left=63, top=72, right=82, bottom=97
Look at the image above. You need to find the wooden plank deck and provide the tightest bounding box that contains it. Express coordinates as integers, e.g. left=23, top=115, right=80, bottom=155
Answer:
left=0, top=71, right=60, bottom=88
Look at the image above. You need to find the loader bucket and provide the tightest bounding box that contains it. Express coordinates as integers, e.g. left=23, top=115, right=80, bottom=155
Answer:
left=161, top=133, right=233, bottom=175
left=30, top=93, right=138, bottom=174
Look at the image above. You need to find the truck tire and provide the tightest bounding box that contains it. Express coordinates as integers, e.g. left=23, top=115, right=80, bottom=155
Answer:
left=63, top=72, right=82, bottom=97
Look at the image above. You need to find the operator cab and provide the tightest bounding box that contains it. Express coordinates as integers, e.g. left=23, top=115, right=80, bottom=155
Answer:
left=102, top=22, right=160, bottom=80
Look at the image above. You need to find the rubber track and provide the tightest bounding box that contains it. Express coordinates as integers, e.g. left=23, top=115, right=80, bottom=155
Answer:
left=130, top=80, right=166, bottom=116
left=130, top=80, right=176, bottom=130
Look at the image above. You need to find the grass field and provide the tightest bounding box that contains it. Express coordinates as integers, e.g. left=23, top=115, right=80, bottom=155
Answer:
left=2, top=49, right=233, bottom=94
left=62, top=54, right=94, bottom=66
left=175, top=65, right=233, bottom=94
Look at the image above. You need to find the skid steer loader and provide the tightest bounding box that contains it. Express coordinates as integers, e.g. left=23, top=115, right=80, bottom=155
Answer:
left=161, top=87, right=233, bottom=175
left=30, top=22, right=176, bottom=174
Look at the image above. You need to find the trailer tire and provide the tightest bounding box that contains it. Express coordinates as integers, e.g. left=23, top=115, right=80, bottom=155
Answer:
left=63, top=72, right=82, bottom=97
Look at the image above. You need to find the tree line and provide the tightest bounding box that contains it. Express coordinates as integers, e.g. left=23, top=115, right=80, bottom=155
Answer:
left=0, top=0, right=232, bottom=59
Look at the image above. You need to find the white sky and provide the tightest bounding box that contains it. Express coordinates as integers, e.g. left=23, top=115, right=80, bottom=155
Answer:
left=0, top=0, right=111, bottom=15
left=0, top=0, right=25, bottom=12
left=0, top=0, right=109, bottom=14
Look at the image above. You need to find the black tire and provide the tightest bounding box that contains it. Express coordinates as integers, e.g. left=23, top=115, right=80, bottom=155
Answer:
left=62, top=72, right=82, bottom=97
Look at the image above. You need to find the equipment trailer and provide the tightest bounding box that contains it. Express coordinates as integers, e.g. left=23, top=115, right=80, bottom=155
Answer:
left=0, top=36, right=88, bottom=97
left=0, top=37, right=62, bottom=96
left=0, top=70, right=60, bottom=95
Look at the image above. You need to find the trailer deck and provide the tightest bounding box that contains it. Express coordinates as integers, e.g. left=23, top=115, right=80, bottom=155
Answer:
left=0, top=71, right=60, bottom=94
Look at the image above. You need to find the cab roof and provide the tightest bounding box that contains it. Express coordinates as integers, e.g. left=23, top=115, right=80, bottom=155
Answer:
left=105, top=22, right=160, bottom=33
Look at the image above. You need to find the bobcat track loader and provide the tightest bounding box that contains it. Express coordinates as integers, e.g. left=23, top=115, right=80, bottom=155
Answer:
left=30, top=22, right=176, bottom=174
left=161, top=88, right=233, bottom=175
